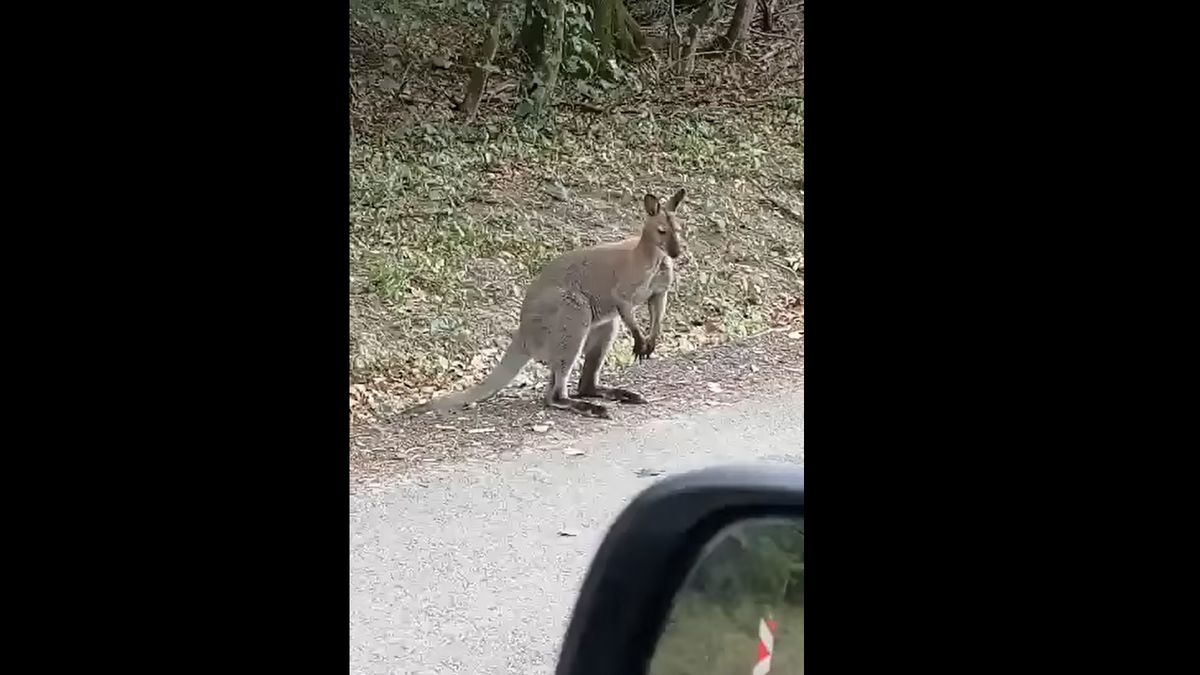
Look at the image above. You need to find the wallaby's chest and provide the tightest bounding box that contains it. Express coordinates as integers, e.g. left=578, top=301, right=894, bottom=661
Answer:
left=631, top=258, right=673, bottom=304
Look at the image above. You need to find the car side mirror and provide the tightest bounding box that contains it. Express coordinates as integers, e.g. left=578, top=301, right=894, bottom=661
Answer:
left=555, top=465, right=804, bottom=675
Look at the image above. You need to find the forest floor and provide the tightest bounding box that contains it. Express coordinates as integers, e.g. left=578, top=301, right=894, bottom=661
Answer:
left=349, top=0, right=804, bottom=433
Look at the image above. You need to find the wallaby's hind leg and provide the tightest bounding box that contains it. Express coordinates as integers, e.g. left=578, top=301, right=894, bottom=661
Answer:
left=545, top=361, right=611, bottom=419
left=575, top=320, right=648, bottom=404
left=540, top=303, right=612, bottom=419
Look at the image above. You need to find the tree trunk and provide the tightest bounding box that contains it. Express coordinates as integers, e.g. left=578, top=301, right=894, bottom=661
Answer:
left=591, top=0, right=647, bottom=62
left=462, top=0, right=509, bottom=118
left=722, top=0, right=755, bottom=49
left=614, top=0, right=647, bottom=59
left=679, top=0, right=722, bottom=74
left=529, top=0, right=565, bottom=112
left=519, top=0, right=544, bottom=63
left=527, top=0, right=646, bottom=68
left=593, top=0, right=614, bottom=58
left=516, top=0, right=646, bottom=112
left=668, top=0, right=683, bottom=64
left=758, top=0, right=777, bottom=32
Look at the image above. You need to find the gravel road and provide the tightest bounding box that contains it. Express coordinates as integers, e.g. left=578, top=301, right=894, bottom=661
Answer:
left=350, top=376, right=803, bottom=674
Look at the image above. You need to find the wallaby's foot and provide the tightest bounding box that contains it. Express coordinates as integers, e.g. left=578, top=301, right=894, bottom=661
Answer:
left=547, top=395, right=612, bottom=419
left=563, top=399, right=612, bottom=419
left=576, top=385, right=648, bottom=404
left=579, top=401, right=612, bottom=418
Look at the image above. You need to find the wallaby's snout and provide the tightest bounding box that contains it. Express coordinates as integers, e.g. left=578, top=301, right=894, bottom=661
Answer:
left=643, top=188, right=687, bottom=259
left=664, top=222, right=683, bottom=258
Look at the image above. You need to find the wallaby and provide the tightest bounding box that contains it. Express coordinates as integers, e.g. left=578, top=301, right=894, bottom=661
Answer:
left=406, top=188, right=686, bottom=419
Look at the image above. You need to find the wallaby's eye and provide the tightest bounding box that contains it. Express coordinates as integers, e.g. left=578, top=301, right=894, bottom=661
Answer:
left=657, top=226, right=667, bottom=235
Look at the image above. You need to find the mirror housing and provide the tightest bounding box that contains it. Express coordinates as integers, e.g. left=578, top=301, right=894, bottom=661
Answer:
left=555, top=464, right=804, bottom=675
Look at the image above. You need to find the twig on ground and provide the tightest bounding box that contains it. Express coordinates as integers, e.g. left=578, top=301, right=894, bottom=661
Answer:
left=397, top=62, right=413, bottom=91
left=759, top=195, right=804, bottom=223
left=768, top=259, right=802, bottom=279
left=759, top=45, right=786, bottom=64
left=567, top=101, right=607, bottom=114
left=739, top=95, right=802, bottom=106
left=662, top=50, right=724, bottom=74
left=750, top=178, right=805, bottom=224
left=750, top=29, right=791, bottom=38
left=486, top=81, right=518, bottom=104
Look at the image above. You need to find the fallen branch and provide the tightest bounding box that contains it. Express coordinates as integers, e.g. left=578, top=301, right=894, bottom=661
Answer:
left=397, top=62, right=413, bottom=92
left=750, top=178, right=805, bottom=224
left=758, top=44, right=786, bottom=64
left=745, top=326, right=783, bottom=340
left=395, top=94, right=435, bottom=105
left=662, top=50, right=724, bottom=75
left=738, top=95, right=803, bottom=106
left=490, top=81, right=518, bottom=97
left=759, top=195, right=804, bottom=223
left=768, top=258, right=803, bottom=279
left=565, top=100, right=607, bottom=113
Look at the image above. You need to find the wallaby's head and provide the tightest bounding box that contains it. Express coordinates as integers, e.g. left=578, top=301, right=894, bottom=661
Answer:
left=642, top=188, right=686, bottom=259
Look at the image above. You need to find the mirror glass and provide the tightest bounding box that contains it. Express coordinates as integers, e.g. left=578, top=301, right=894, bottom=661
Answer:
left=648, top=517, right=804, bottom=675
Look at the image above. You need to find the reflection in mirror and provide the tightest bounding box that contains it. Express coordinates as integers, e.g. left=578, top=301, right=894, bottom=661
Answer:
left=648, top=517, right=804, bottom=675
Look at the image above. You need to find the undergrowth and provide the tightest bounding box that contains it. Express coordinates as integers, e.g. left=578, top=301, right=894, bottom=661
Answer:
left=350, top=0, right=804, bottom=422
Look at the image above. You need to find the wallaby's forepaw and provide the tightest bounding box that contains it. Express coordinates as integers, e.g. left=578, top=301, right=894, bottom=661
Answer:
left=633, top=335, right=656, bottom=361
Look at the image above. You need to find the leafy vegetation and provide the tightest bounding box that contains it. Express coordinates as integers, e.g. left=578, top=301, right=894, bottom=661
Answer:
left=349, top=0, right=804, bottom=424
left=649, top=518, right=805, bottom=674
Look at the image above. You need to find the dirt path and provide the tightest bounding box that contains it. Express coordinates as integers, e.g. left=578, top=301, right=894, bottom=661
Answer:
left=351, top=328, right=804, bottom=483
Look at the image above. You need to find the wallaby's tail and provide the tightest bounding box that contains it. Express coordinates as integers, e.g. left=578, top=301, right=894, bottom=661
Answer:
left=404, top=339, right=531, bottom=414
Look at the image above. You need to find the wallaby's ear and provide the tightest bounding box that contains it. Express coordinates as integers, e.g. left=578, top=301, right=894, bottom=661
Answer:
left=643, top=193, right=660, bottom=216
left=667, top=188, right=686, bottom=211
